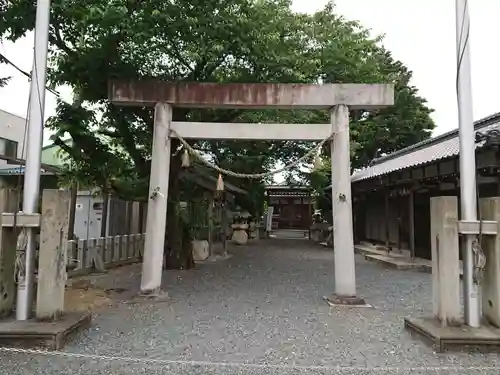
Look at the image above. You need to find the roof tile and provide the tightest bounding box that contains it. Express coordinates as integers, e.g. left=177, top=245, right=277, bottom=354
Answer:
left=351, top=113, right=500, bottom=182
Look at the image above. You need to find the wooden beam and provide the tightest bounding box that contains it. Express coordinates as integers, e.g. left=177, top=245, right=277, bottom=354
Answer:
left=171, top=122, right=331, bottom=141
left=1, top=213, right=41, bottom=228
left=109, top=81, right=394, bottom=110
left=0, top=155, right=60, bottom=173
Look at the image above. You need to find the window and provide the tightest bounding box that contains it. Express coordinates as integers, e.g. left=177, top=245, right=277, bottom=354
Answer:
left=92, top=202, right=103, bottom=211
left=0, top=137, right=18, bottom=158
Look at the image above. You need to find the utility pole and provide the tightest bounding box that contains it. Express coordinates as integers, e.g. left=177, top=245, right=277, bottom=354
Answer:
left=455, top=0, right=480, bottom=327
left=16, top=0, right=51, bottom=320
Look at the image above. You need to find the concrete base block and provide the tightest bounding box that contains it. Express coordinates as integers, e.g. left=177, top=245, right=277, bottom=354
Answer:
left=0, top=312, right=91, bottom=350
left=404, top=316, right=500, bottom=353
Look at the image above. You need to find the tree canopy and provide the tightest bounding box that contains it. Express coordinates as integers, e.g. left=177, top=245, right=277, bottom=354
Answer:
left=1, top=0, right=434, bottom=200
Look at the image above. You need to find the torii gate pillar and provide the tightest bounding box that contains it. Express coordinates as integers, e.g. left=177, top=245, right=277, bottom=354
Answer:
left=329, top=104, right=358, bottom=301
left=108, top=81, right=394, bottom=302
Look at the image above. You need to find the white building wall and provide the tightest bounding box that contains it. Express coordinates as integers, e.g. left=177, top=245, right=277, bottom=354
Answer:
left=0, top=109, right=27, bottom=167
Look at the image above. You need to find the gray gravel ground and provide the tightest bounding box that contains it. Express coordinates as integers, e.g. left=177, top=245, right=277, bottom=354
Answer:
left=1, top=239, right=499, bottom=374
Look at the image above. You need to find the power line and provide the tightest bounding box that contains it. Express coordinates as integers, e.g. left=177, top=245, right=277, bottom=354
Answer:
left=0, top=51, right=60, bottom=96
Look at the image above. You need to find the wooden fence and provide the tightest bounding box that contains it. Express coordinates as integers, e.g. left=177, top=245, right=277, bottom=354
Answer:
left=65, top=233, right=145, bottom=277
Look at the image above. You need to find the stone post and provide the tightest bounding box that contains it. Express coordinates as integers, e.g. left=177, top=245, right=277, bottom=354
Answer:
left=479, top=197, right=500, bottom=327
left=140, top=103, right=172, bottom=295
left=36, top=189, right=71, bottom=320
left=0, top=189, right=18, bottom=317
left=430, top=196, right=461, bottom=326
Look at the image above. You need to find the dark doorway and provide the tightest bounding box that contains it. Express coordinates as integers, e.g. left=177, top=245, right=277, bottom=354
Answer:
left=279, top=198, right=310, bottom=229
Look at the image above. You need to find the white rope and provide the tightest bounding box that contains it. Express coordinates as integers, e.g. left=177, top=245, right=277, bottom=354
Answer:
left=171, top=129, right=332, bottom=179
left=14, top=229, right=28, bottom=284
left=1, top=346, right=500, bottom=372
left=472, top=237, right=486, bottom=284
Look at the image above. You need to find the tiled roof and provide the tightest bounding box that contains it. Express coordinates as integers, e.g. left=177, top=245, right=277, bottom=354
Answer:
left=351, top=112, right=500, bottom=182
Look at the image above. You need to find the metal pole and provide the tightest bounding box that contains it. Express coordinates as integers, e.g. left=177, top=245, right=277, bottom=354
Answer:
left=16, top=0, right=51, bottom=320
left=455, top=0, right=480, bottom=327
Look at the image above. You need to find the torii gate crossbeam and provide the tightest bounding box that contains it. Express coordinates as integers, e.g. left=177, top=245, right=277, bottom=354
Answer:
left=108, top=80, right=394, bottom=304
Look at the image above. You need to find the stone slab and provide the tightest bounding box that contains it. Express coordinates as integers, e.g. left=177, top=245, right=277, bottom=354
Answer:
left=195, top=253, right=233, bottom=264
left=0, top=312, right=91, bottom=350
left=354, top=244, right=467, bottom=276
left=323, top=295, right=373, bottom=308
left=124, top=290, right=170, bottom=305
left=364, top=253, right=432, bottom=272
left=355, top=244, right=410, bottom=257
left=404, top=316, right=500, bottom=353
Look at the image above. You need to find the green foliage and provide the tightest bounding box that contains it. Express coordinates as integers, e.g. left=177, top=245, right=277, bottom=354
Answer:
left=0, top=54, right=11, bottom=87
left=309, top=158, right=331, bottom=213
left=0, top=76, right=9, bottom=87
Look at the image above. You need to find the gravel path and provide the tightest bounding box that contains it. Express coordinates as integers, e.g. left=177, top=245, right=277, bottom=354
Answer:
left=1, top=239, right=499, bottom=374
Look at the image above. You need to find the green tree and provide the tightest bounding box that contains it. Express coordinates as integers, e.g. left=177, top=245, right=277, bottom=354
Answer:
left=0, top=55, right=11, bottom=87
left=1, top=0, right=434, bottom=267
left=0, top=0, right=10, bottom=86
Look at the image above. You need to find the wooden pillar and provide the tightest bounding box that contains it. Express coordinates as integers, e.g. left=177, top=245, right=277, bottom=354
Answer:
left=126, top=200, right=134, bottom=234
left=351, top=198, right=357, bottom=244
left=67, top=182, right=77, bottom=240
left=497, top=174, right=500, bottom=196
left=138, top=201, right=145, bottom=233
left=0, top=189, right=18, bottom=317
left=409, top=190, right=416, bottom=259
left=207, top=194, right=214, bottom=258
left=100, top=192, right=109, bottom=238
left=141, top=103, right=172, bottom=294
left=307, top=192, right=314, bottom=239
left=384, top=191, right=391, bottom=251
left=36, top=189, right=71, bottom=320
left=396, top=193, right=402, bottom=251
left=221, top=193, right=228, bottom=257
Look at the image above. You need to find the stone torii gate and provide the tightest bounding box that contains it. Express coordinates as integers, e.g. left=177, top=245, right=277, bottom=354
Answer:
left=108, top=81, right=394, bottom=304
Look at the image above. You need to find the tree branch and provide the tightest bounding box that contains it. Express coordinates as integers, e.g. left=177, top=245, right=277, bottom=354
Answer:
left=49, top=22, right=75, bottom=56
left=109, top=107, right=149, bottom=172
